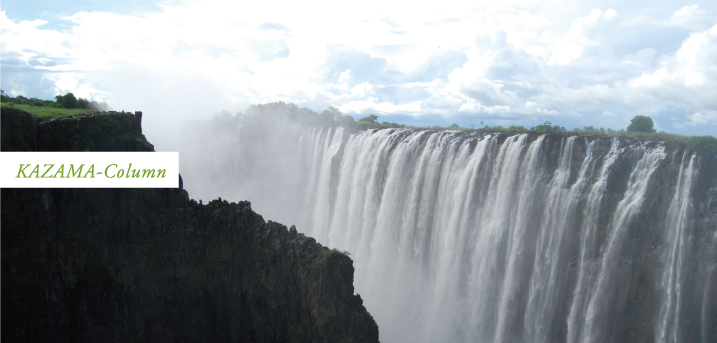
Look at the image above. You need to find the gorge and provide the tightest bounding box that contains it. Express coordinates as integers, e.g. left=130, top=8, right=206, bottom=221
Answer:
left=1, top=107, right=379, bottom=342
left=180, top=110, right=717, bottom=343
left=3, top=103, right=716, bottom=342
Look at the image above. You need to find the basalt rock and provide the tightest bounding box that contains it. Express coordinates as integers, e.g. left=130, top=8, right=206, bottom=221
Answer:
left=1, top=108, right=379, bottom=342
left=1, top=106, right=37, bottom=151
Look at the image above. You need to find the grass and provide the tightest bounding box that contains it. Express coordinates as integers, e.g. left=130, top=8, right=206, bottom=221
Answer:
left=352, top=121, right=716, bottom=157
left=2, top=102, right=89, bottom=120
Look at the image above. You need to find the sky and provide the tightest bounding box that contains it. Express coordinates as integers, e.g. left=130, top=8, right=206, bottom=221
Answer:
left=2, top=0, right=716, bottom=150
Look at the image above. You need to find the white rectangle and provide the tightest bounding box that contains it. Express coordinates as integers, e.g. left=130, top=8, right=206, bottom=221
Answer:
left=0, top=152, right=179, bottom=188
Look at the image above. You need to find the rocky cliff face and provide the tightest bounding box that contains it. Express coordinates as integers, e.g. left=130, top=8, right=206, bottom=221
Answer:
left=1, top=109, right=379, bottom=342
left=178, top=118, right=717, bottom=343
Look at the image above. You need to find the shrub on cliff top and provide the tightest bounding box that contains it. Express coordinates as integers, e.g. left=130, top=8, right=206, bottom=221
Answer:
left=687, top=135, right=717, bottom=157
left=532, top=121, right=566, bottom=135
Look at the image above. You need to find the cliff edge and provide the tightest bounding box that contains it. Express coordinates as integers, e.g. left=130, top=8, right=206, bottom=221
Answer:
left=1, top=108, right=380, bottom=342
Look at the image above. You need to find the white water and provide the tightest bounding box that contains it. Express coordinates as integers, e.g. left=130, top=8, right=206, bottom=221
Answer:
left=181, top=125, right=717, bottom=342
left=656, top=153, right=695, bottom=343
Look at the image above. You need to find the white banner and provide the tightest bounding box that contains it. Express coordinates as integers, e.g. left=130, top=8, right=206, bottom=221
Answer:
left=0, top=152, right=179, bottom=188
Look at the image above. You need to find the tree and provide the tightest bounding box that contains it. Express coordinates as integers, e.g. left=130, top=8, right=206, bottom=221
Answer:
left=359, top=114, right=379, bottom=123
left=508, top=125, right=527, bottom=132
left=450, top=123, right=459, bottom=128
left=532, top=121, right=566, bottom=135
left=77, top=98, right=90, bottom=109
left=55, top=93, right=77, bottom=109
left=336, top=114, right=356, bottom=128
left=320, top=106, right=342, bottom=125
left=627, top=115, right=656, bottom=133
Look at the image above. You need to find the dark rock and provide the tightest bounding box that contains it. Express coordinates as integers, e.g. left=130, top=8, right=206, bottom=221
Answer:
left=1, top=106, right=37, bottom=151
left=35, top=111, right=152, bottom=152
left=1, top=108, right=379, bottom=342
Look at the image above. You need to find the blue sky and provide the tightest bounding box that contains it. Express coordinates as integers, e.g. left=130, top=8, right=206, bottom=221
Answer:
left=2, top=0, right=716, bottom=149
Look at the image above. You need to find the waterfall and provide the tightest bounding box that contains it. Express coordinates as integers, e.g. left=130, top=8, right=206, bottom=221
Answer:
left=656, top=153, right=696, bottom=343
left=182, top=125, right=717, bottom=342
left=581, top=144, right=666, bottom=342
left=567, top=138, right=619, bottom=343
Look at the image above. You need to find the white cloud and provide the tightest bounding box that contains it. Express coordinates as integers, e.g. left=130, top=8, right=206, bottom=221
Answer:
left=338, top=69, right=352, bottom=83
left=49, top=73, right=109, bottom=101
left=669, top=4, right=715, bottom=31
left=2, top=1, right=717, bottom=142
left=349, top=82, right=375, bottom=98
left=623, top=47, right=656, bottom=66
left=628, top=24, right=717, bottom=109
left=460, top=79, right=522, bottom=107
left=601, top=111, right=618, bottom=119
left=605, top=9, right=618, bottom=20
left=688, top=111, right=717, bottom=125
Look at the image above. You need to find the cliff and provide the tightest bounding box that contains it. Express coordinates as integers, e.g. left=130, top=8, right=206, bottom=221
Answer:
left=1, top=108, right=380, bottom=342
left=179, top=118, right=717, bottom=343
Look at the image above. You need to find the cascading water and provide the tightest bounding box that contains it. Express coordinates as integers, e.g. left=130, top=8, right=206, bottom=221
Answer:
left=181, top=123, right=717, bottom=343
left=656, top=153, right=695, bottom=343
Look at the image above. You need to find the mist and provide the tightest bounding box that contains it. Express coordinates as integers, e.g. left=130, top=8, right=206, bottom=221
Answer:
left=4, top=1, right=717, bottom=341
left=176, top=104, right=717, bottom=343
left=178, top=103, right=340, bottom=225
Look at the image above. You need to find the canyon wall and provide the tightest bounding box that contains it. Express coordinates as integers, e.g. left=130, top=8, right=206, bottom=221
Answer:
left=1, top=108, right=379, bottom=343
left=180, top=116, right=717, bottom=343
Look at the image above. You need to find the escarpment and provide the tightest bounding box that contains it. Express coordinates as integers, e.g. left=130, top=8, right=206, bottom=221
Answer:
left=180, top=117, right=717, bottom=343
left=1, top=108, right=379, bottom=342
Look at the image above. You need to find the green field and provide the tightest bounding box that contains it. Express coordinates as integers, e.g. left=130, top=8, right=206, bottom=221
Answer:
left=1, top=103, right=89, bottom=120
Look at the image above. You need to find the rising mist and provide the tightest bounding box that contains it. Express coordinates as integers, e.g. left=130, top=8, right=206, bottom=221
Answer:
left=178, top=104, right=717, bottom=343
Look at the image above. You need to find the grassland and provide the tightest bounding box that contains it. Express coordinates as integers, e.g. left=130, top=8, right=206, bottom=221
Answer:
left=1, top=103, right=89, bottom=120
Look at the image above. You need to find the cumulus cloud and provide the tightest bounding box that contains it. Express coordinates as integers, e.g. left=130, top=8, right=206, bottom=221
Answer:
left=688, top=111, right=717, bottom=125
left=461, top=80, right=522, bottom=107
left=2, top=0, right=717, bottom=140
left=629, top=24, right=717, bottom=111
left=549, top=9, right=606, bottom=65
left=51, top=73, right=110, bottom=101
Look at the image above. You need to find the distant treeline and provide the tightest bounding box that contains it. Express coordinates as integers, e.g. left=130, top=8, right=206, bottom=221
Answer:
left=221, top=102, right=658, bottom=134
left=1, top=90, right=110, bottom=111
left=215, top=101, right=716, bottom=156
left=222, top=102, right=421, bottom=130
left=227, top=102, right=396, bottom=129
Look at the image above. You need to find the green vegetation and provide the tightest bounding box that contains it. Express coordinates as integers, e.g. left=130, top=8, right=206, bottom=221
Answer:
left=1, top=90, right=110, bottom=120
left=240, top=102, right=344, bottom=126
left=324, top=248, right=351, bottom=259
left=357, top=114, right=410, bottom=129
left=479, top=121, right=565, bottom=135
left=310, top=248, right=351, bottom=269
left=211, top=103, right=717, bottom=158
left=54, top=93, right=78, bottom=109
left=627, top=115, right=656, bottom=133
left=359, top=114, right=378, bottom=124
left=532, top=121, right=567, bottom=134
left=235, top=102, right=401, bottom=130
left=2, top=103, right=88, bottom=119
left=686, top=136, right=717, bottom=157
left=235, top=104, right=712, bottom=147
left=336, top=114, right=357, bottom=127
